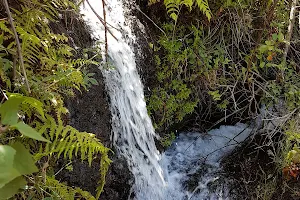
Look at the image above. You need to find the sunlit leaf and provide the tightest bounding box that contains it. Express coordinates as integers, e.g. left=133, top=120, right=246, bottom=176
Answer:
left=0, top=176, right=26, bottom=200
left=0, top=97, right=23, bottom=125
left=0, top=145, right=19, bottom=188
left=11, top=142, right=38, bottom=175
left=12, top=122, right=50, bottom=142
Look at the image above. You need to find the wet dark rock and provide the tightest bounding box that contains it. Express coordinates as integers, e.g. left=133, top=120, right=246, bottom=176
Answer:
left=50, top=7, right=134, bottom=199
left=55, top=65, right=133, bottom=199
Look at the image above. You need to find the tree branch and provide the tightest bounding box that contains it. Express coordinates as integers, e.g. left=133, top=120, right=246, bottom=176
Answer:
left=102, top=0, right=108, bottom=62
left=282, top=0, right=298, bottom=78
left=85, top=0, right=118, bottom=41
left=3, top=0, right=31, bottom=93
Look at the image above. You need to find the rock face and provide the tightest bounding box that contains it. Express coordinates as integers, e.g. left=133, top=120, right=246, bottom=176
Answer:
left=63, top=65, right=133, bottom=200
left=55, top=0, right=167, bottom=198
left=126, top=0, right=161, bottom=96
left=51, top=11, right=134, bottom=200
left=55, top=64, right=134, bottom=199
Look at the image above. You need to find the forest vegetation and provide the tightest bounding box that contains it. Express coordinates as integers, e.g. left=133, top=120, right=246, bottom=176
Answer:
left=145, top=0, right=300, bottom=199
left=0, top=0, right=110, bottom=199
left=1, top=0, right=300, bottom=199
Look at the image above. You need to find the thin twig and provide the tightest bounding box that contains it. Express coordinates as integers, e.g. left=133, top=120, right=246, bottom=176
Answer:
left=41, top=159, right=49, bottom=183
left=12, top=56, right=16, bottom=81
left=3, top=0, right=31, bottom=93
left=102, top=0, right=108, bottom=62
left=0, top=87, right=8, bottom=101
left=80, top=0, right=120, bottom=32
left=85, top=0, right=118, bottom=41
left=135, top=5, right=167, bottom=37
left=54, top=161, right=72, bottom=176
left=282, top=0, right=298, bottom=78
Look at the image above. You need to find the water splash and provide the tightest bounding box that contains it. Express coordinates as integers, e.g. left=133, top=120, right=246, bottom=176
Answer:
left=160, top=123, right=252, bottom=199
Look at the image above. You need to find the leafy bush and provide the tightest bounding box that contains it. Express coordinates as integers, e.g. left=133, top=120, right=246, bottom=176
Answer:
left=0, top=0, right=110, bottom=199
left=146, top=0, right=300, bottom=196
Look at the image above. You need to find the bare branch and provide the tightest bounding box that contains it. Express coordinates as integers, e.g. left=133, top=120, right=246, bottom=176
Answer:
left=85, top=0, right=118, bottom=41
left=282, top=0, right=298, bottom=78
left=102, top=0, right=108, bottom=62
left=2, top=0, right=31, bottom=93
left=135, top=5, right=167, bottom=37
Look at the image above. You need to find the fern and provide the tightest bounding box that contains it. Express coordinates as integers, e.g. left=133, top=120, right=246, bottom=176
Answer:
left=0, top=21, right=13, bottom=36
left=195, top=0, right=211, bottom=20
left=164, top=0, right=211, bottom=21
left=5, top=93, right=46, bottom=119
left=0, top=0, right=108, bottom=198
left=35, top=110, right=111, bottom=198
left=46, top=176, right=96, bottom=200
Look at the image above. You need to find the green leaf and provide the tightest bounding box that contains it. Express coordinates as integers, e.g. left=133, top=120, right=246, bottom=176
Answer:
left=0, top=97, right=23, bottom=125
left=21, top=96, right=45, bottom=118
left=258, top=45, right=268, bottom=53
left=272, top=33, right=278, bottom=41
left=183, top=0, right=193, bottom=9
left=0, top=34, right=3, bottom=45
left=12, top=122, right=50, bottom=142
left=89, top=78, right=99, bottom=86
left=170, top=13, right=178, bottom=21
left=87, top=73, right=95, bottom=77
left=260, top=62, right=265, bottom=68
left=0, top=176, right=26, bottom=200
left=11, top=142, right=38, bottom=175
left=265, top=40, right=273, bottom=46
left=208, top=90, right=221, bottom=101
left=278, top=32, right=284, bottom=42
left=0, top=145, right=19, bottom=188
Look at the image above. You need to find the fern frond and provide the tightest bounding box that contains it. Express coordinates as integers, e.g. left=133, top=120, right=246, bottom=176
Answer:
left=1, top=0, right=108, bottom=198
left=163, top=0, right=211, bottom=21
left=195, top=0, right=211, bottom=20
left=164, top=0, right=181, bottom=21
left=46, top=176, right=96, bottom=200
left=0, top=21, right=13, bottom=34
left=35, top=111, right=112, bottom=197
left=4, top=93, right=45, bottom=118
left=20, top=96, right=45, bottom=118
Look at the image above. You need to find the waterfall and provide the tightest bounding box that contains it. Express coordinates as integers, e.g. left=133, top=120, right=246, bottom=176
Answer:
left=81, top=0, right=165, bottom=199
left=81, top=1, right=253, bottom=199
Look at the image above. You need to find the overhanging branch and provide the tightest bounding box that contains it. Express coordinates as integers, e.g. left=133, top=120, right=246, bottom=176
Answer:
left=2, top=0, right=31, bottom=93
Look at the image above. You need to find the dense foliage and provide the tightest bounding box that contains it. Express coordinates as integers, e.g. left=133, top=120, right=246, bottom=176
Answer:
left=0, top=0, right=110, bottom=199
left=146, top=0, right=300, bottom=198
left=2, top=0, right=300, bottom=198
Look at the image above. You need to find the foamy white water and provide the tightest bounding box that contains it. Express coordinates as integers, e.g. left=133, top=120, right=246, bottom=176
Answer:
left=160, top=123, right=252, bottom=199
left=81, top=1, right=253, bottom=199
left=81, top=1, right=165, bottom=199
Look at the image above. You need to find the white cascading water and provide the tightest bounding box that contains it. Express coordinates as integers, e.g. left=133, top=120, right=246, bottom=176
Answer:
left=160, top=123, right=252, bottom=199
left=82, top=1, right=253, bottom=199
left=81, top=1, right=165, bottom=199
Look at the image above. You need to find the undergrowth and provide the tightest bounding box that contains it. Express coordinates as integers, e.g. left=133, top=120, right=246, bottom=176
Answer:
left=0, top=0, right=110, bottom=199
left=146, top=0, right=300, bottom=198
